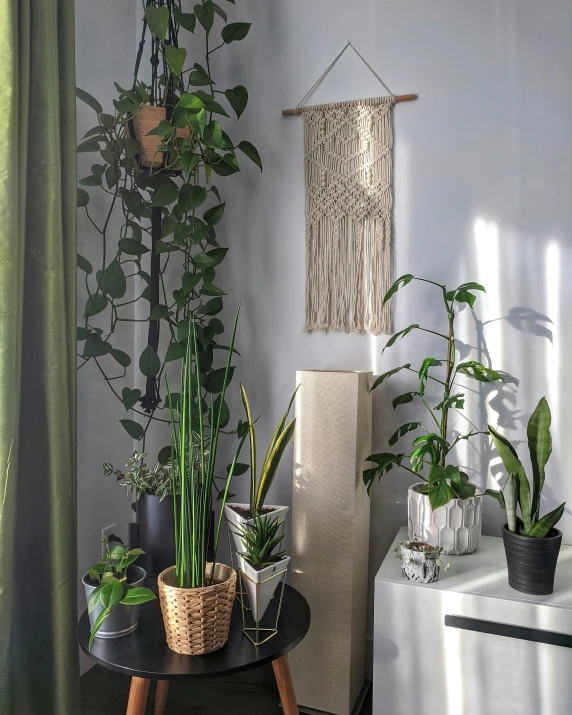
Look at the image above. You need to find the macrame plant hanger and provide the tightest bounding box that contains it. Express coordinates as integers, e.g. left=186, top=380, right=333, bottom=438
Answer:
left=283, top=42, right=417, bottom=335
left=131, top=0, right=181, bottom=413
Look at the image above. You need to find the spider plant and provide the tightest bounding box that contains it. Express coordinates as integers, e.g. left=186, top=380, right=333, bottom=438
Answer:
left=166, top=308, right=249, bottom=589
left=237, top=515, right=289, bottom=570
left=239, top=385, right=297, bottom=516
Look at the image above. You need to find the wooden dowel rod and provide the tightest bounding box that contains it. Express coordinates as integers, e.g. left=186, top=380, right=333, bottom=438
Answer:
left=282, top=93, right=417, bottom=116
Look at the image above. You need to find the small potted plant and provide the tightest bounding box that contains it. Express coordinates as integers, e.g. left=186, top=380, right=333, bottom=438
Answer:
left=364, top=274, right=507, bottom=555
left=225, top=385, right=297, bottom=553
left=395, top=538, right=448, bottom=584
left=158, top=311, right=249, bottom=656
left=83, top=540, right=156, bottom=648
left=236, top=515, right=290, bottom=623
left=487, top=397, right=565, bottom=595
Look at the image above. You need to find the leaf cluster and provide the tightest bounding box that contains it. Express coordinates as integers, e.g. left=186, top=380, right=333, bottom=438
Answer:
left=364, top=275, right=505, bottom=509
left=486, top=397, right=565, bottom=538
left=103, top=451, right=174, bottom=502
left=237, top=515, right=289, bottom=570
left=87, top=540, right=155, bottom=648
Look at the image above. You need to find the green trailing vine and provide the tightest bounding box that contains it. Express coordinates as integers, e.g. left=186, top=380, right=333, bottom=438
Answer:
left=76, top=0, right=260, bottom=462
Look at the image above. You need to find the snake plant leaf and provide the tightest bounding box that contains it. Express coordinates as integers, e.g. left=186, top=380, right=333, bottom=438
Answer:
left=488, top=424, right=532, bottom=532
left=259, top=387, right=299, bottom=483
left=419, top=358, right=442, bottom=397
left=383, top=274, right=414, bottom=304
left=240, top=384, right=257, bottom=512
left=255, top=418, right=296, bottom=513
left=526, top=502, right=565, bottom=538
left=388, top=422, right=422, bottom=447
left=382, top=324, right=419, bottom=353
left=370, top=363, right=412, bottom=392
left=527, top=397, right=552, bottom=522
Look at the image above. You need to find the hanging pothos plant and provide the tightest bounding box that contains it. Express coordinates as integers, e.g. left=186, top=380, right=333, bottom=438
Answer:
left=76, top=1, right=260, bottom=463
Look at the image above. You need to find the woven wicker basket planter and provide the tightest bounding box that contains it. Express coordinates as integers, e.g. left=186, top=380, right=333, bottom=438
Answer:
left=131, top=105, right=190, bottom=170
left=158, top=563, right=236, bottom=655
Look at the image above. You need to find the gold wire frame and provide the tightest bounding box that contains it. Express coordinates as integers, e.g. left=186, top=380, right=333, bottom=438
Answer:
left=238, top=565, right=287, bottom=646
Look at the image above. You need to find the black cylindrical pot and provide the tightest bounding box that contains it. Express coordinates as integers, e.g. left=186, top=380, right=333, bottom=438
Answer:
left=502, top=524, right=562, bottom=595
left=137, top=494, right=176, bottom=578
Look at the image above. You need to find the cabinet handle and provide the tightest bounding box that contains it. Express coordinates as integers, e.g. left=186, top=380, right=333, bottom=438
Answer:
left=445, top=615, right=572, bottom=649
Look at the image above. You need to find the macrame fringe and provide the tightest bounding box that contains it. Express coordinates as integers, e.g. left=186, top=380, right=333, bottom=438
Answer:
left=303, top=97, right=394, bottom=335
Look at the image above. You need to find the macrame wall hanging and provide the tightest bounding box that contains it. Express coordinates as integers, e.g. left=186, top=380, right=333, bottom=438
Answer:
left=283, top=42, right=417, bottom=335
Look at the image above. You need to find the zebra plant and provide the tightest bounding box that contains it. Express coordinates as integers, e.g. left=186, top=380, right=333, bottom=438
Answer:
left=487, top=397, right=565, bottom=538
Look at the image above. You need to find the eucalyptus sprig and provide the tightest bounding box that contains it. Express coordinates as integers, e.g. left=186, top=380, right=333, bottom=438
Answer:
left=364, top=275, right=506, bottom=510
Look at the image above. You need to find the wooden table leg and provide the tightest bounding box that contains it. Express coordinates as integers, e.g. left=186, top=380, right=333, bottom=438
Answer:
left=272, top=655, right=299, bottom=715
left=126, top=676, right=150, bottom=715
left=153, top=680, right=169, bottom=715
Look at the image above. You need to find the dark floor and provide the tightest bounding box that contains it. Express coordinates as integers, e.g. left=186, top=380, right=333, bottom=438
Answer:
left=81, top=664, right=373, bottom=715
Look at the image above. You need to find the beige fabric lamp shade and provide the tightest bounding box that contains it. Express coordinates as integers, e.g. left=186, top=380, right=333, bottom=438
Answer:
left=289, top=370, right=372, bottom=715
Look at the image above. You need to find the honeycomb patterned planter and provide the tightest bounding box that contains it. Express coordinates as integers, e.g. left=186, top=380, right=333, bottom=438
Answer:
left=407, top=484, right=483, bottom=555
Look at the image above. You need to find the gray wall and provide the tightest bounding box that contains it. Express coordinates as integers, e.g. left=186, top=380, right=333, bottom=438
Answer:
left=76, top=0, right=572, bottom=658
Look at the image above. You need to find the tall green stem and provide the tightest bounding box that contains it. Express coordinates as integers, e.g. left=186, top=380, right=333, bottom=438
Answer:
left=440, top=290, right=455, bottom=465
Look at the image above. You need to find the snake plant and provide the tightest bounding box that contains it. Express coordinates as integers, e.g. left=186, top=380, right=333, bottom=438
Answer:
left=239, top=385, right=297, bottom=516
left=486, top=397, right=565, bottom=538
left=237, top=515, right=289, bottom=569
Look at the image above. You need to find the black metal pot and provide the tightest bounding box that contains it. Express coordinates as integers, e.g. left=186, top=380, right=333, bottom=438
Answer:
left=137, top=494, right=176, bottom=578
left=502, top=524, right=562, bottom=595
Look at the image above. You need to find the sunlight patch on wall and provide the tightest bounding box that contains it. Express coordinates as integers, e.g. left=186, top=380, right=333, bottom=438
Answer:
left=544, top=241, right=560, bottom=434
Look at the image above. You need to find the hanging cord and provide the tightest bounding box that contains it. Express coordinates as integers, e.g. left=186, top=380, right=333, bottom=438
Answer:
left=294, top=41, right=394, bottom=111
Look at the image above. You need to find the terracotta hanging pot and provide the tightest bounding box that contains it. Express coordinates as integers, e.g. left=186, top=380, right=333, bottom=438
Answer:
left=131, top=104, right=190, bottom=170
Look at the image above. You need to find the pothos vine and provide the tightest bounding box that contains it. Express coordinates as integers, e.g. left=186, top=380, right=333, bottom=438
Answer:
left=76, top=0, right=260, bottom=463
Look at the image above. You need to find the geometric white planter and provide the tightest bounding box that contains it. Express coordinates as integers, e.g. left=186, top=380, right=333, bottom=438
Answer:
left=224, top=503, right=289, bottom=555
left=237, top=553, right=290, bottom=622
left=407, top=484, right=483, bottom=555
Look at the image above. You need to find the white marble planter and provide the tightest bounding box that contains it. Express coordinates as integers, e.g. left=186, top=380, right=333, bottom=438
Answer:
left=399, top=542, right=440, bottom=583
left=408, top=484, right=483, bottom=555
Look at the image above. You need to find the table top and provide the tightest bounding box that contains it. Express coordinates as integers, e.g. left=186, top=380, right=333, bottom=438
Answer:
left=376, top=527, right=572, bottom=610
left=79, top=583, right=310, bottom=680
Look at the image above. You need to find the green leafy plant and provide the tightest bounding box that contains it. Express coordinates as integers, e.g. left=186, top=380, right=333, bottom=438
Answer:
left=165, top=309, right=249, bottom=588
left=103, top=451, right=173, bottom=502
left=76, top=0, right=261, bottom=461
left=86, top=540, right=156, bottom=648
left=237, top=515, right=289, bottom=570
left=394, top=539, right=448, bottom=570
left=486, top=397, right=566, bottom=538
left=364, top=275, right=506, bottom=510
left=238, top=385, right=297, bottom=517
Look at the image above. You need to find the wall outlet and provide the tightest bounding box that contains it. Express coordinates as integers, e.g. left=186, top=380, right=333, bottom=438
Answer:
left=101, top=523, right=117, bottom=556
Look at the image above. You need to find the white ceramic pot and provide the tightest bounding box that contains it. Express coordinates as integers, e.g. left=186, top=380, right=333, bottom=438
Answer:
left=237, top=554, right=290, bottom=622
left=224, top=503, right=289, bottom=554
left=408, top=484, right=483, bottom=555
left=399, top=542, right=440, bottom=583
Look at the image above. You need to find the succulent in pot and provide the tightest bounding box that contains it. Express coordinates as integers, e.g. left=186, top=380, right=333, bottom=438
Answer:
left=225, top=385, right=297, bottom=553
left=364, top=275, right=508, bottom=554
left=236, top=514, right=290, bottom=622
left=395, top=539, right=448, bottom=584
left=486, top=397, right=566, bottom=595
left=83, top=539, right=156, bottom=648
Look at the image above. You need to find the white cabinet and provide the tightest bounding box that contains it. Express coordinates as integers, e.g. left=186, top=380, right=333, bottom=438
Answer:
left=374, top=527, right=572, bottom=715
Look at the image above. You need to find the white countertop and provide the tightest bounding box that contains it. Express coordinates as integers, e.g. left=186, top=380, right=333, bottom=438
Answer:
left=376, top=526, right=572, bottom=610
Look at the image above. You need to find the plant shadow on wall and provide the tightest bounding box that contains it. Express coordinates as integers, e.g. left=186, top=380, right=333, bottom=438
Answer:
left=365, top=275, right=556, bottom=545
left=76, top=0, right=261, bottom=465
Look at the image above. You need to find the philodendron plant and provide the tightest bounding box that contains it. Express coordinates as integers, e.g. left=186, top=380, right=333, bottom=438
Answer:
left=87, top=541, right=156, bottom=648
left=364, top=274, right=506, bottom=510
left=487, top=397, right=566, bottom=537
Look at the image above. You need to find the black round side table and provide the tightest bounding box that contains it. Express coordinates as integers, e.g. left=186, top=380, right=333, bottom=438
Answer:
left=79, top=584, right=310, bottom=715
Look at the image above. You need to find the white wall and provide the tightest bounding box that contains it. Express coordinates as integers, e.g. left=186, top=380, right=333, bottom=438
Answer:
left=210, top=0, right=572, bottom=625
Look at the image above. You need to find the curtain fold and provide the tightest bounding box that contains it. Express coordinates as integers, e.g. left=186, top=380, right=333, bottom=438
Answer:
left=0, top=0, right=79, bottom=713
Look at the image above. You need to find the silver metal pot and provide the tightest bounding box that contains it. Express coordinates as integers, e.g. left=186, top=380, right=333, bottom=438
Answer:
left=82, top=565, right=146, bottom=639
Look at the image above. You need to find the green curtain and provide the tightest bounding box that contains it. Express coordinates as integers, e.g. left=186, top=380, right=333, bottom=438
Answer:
left=0, top=0, right=80, bottom=713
